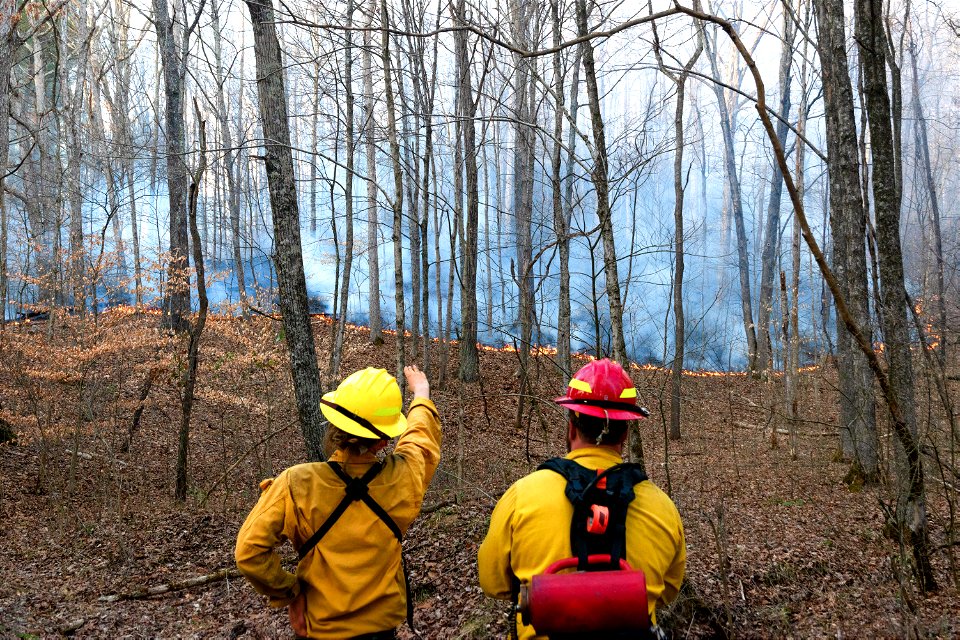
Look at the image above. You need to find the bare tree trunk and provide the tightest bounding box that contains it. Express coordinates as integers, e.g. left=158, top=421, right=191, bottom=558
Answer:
left=908, top=38, right=947, bottom=368
left=362, top=0, right=382, bottom=343
left=379, top=0, right=406, bottom=382
left=109, top=1, right=143, bottom=308
left=152, top=0, right=192, bottom=331
left=65, top=53, right=87, bottom=315
left=704, top=27, right=757, bottom=372
left=420, top=35, right=439, bottom=378
left=329, top=0, right=356, bottom=378
left=512, top=0, right=536, bottom=383
left=0, top=2, right=16, bottom=326
left=211, top=0, right=248, bottom=318
left=453, top=0, right=480, bottom=382
left=756, top=11, right=796, bottom=375
left=855, top=0, right=934, bottom=590
left=309, top=64, right=320, bottom=236
left=247, top=0, right=326, bottom=461
left=176, top=104, right=208, bottom=502
left=787, top=5, right=812, bottom=460
left=90, top=79, right=130, bottom=304
left=561, top=49, right=582, bottom=371
left=550, top=0, right=571, bottom=379
left=815, top=0, right=879, bottom=481
left=654, top=15, right=702, bottom=441
left=576, top=0, right=627, bottom=367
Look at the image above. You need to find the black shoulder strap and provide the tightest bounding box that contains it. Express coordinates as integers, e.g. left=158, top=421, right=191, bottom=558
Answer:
left=297, top=461, right=387, bottom=560
left=297, top=461, right=416, bottom=636
left=538, top=458, right=648, bottom=570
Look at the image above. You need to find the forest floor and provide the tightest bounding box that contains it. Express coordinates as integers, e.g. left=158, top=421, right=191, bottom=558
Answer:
left=0, top=310, right=958, bottom=639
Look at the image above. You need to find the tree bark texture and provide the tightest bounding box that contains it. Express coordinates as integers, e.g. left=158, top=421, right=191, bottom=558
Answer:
left=152, top=0, right=190, bottom=331
left=854, top=0, right=934, bottom=589
left=247, top=0, right=326, bottom=461
left=814, top=0, right=879, bottom=480
left=363, top=0, right=382, bottom=343
left=379, top=0, right=407, bottom=383
left=511, top=0, right=536, bottom=380
left=453, top=0, right=480, bottom=383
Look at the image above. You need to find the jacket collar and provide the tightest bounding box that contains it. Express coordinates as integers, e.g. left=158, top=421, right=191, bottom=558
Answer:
left=565, top=446, right=624, bottom=467
left=329, top=449, right=379, bottom=464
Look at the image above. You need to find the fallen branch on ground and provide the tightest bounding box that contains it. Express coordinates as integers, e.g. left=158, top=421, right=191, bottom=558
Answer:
left=64, top=449, right=128, bottom=467
left=421, top=499, right=456, bottom=515
left=99, top=568, right=241, bottom=602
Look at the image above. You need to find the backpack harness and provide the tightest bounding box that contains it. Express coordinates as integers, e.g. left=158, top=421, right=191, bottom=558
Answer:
left=514, top=458, right=652, bottom=639
left=297, top=460, right=415, bottom=635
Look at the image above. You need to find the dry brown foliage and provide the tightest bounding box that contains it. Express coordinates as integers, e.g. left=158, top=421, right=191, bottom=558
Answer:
left=0, top=313, right=957, bottom=638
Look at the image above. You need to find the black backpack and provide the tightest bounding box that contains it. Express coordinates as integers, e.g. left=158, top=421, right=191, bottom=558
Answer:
left=538, top=458, right=648, bottom=571
left=514, top=458, right=653, bottom=640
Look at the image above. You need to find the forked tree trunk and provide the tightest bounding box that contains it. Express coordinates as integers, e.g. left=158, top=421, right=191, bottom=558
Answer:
left=755, top=11, right=796, bottom=375
left=176, top=106, right=209, bottom=502
left=247, top=0, right=326, bottom=461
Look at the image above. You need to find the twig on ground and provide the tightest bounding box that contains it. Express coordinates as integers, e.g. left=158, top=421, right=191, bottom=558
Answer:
left=99, top=568, right=241, bottom=602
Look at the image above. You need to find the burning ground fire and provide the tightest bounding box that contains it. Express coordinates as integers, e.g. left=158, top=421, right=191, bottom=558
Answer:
left=7, top=305, right=857, bottom=379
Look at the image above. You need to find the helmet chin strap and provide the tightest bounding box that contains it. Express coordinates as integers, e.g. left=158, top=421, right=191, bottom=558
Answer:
left=596, top=409, right=611, bottom=445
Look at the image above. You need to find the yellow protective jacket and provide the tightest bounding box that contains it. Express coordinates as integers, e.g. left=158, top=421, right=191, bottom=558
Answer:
left=235, top=398, right=441, bottom=638
left=477, top=446, right=685, bottom=639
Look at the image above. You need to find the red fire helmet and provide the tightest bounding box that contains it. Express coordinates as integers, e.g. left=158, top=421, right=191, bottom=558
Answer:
left=554, top=359, right=650, bottom=421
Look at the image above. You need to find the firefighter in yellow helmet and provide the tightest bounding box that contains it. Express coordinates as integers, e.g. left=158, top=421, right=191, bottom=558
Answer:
left=236, top=366, right=440, bottom=639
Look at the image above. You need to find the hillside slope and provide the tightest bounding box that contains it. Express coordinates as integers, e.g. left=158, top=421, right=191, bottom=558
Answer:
left=0, top=313, right=957, bottom=638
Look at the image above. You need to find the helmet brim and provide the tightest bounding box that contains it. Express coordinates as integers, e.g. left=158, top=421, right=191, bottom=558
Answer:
left=321, top=391, right=408, bottom=439
left=554, top=396, right=649, bottom=421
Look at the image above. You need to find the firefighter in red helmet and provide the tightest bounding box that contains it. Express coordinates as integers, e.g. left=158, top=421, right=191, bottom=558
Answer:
left=477, top=359, right=686, bottom=639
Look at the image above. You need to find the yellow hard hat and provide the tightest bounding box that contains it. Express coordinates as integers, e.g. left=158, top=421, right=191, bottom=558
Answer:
left=320, top=368, right=407, bottom=439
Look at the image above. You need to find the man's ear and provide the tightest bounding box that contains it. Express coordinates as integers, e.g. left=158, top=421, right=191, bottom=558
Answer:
left=566, top=419, right=577, bottom=442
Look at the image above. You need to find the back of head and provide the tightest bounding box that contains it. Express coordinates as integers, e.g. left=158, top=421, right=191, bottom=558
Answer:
left=554, top=358, right=649, bottom=445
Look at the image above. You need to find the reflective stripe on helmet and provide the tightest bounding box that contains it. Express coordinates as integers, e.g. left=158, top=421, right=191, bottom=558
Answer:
left=568, top=378, right=592, bottom=393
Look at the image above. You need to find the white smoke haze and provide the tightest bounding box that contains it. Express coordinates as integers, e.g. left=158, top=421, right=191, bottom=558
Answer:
left=4, top=0, right=958, bottom=371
